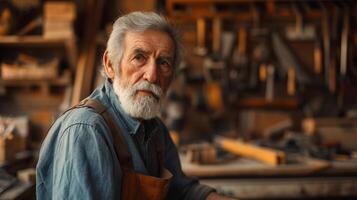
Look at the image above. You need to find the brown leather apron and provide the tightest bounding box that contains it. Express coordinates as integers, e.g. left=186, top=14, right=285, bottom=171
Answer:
left=70, top=98, right=173, bottom=200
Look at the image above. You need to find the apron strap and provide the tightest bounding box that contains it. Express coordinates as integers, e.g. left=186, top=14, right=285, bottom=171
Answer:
left=64, top=98, right=167, bottom=173
left=77, top=98, right=134, bottom=169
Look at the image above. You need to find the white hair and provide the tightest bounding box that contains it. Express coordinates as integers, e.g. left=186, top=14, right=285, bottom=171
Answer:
left=103, top=11, right=182, bottom=77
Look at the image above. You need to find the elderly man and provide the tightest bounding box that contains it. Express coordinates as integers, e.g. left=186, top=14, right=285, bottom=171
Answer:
left=36, top=12, right=234, bottom=200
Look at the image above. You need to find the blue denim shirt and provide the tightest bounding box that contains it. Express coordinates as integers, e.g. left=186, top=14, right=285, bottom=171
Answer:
left=36, top=79, right=215, bottom=200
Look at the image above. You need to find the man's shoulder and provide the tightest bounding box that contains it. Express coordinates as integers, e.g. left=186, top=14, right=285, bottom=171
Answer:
left=54, top=106, right=108, bottom=133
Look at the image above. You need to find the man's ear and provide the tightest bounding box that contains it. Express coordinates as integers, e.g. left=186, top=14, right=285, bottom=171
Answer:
left=103, top=50, right=115, bottom=79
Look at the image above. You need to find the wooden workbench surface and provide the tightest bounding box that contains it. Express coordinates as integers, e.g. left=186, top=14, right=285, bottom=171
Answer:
left=181, top=154, right=357, bottom=178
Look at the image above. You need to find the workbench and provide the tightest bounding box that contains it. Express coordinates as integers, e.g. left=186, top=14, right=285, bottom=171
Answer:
left=182, top=155, right=357, bottom=199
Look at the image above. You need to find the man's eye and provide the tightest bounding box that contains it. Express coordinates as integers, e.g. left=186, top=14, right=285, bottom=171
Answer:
left=160, top=60, right=169, bottom=67
left=134, top=54, right=145, bottom=61
left=159, top=60, right=172, bottom=74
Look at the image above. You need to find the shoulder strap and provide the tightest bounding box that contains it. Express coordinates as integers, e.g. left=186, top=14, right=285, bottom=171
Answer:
left=77, top=98, right=134, bottom=169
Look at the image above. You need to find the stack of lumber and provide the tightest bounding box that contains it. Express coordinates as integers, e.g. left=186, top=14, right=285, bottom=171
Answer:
left=43, top=2, right=76, bottom=39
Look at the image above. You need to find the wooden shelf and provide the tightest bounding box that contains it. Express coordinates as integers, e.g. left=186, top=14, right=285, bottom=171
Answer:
left=0, top=36, right=68, bottom=45
left=237, top=97, right=299, bottom=109
left=0, top=36, right=77, bottom=70
left=0, top=70, right=71, bottom=87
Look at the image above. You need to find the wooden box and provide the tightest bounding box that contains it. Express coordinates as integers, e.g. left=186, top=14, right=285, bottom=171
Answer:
left=0, top=136, right=26, bottom=163
left=43, top=2, right=76, bottom=21
left=0, top=116, right=28, bottom=163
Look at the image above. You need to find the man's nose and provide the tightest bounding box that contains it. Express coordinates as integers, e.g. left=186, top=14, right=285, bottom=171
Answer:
left=143, top=59, right=158, bottom=83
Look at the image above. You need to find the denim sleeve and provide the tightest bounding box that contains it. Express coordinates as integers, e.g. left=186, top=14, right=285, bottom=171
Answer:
left=160, top=122, right=216, bottom=200
left=52, top=123, right=121, bottom=200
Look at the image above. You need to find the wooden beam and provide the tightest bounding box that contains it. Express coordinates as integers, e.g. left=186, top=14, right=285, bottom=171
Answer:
left=216, top=136, right=285, bottom=166
left=71, top=0, right=103, bottom=105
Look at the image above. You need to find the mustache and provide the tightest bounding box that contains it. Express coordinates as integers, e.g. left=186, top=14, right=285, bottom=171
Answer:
left=129, top=81, right=164, bottom=99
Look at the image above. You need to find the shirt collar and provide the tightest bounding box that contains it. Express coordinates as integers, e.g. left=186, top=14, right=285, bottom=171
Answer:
left=104, top=79, right=142, bottom=135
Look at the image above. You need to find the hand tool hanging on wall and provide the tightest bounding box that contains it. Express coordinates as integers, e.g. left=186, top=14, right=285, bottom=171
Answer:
left=221, top=31, right=235, bottom=60
left=337, top=6, right=350, bottom=108
left=249, top=3, right=270, bottom=89
left=321, top=5, right=330, bottom=89
left=259, top=63, right=267, bottom=82
left=195, top=17, right=207, bottom=56
left=328, top=57, right=336, bottom=94
left=231, top=27, right=249, bottom=89
left=285, top=3, right=315, bottom=41
left=232, top=27, right=248, bottom=67
left=266, top=64, right=275, bottom=101
left=314, top=42, right=322, bottom=74
left=252, top=42, right=270, bottom=89
left=212, top=17, right=222, bottom=58
left=328, top=4, right=342, bottom=95
left=340, top=8, right=349, bottom=79
left=272, top=32, right=311, bottom=85
left=202, top=59, right=225, bottom=113
left=203, top=30, right=235, bottom=76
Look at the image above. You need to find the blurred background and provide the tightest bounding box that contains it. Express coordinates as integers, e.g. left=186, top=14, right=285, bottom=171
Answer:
left=0, top=0, right=357, bottom=199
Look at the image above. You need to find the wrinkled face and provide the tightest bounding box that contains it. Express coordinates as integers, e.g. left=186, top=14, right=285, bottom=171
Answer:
left=117, top=30, right=175, bottom=95
left=104, top=30, right=175, bottom=119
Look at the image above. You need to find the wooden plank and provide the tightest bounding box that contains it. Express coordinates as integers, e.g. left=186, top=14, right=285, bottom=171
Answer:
left=182, top=155, right=331, bottom=177
left=287, top=68, right=296, bottom=95
left=216, top=137, right=285, bottom=165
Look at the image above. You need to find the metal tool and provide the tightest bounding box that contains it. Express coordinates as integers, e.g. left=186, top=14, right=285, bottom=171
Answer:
left=266, top=65, right=275, bottom=101
left=195, top=17, right=207, bottom=55
left=272, top=32, right=311, bottom=84
left=340, top=8, right=349, bottom=78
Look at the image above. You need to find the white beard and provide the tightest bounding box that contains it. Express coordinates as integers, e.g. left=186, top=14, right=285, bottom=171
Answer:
left=113, top=78, right=164, bottom=120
